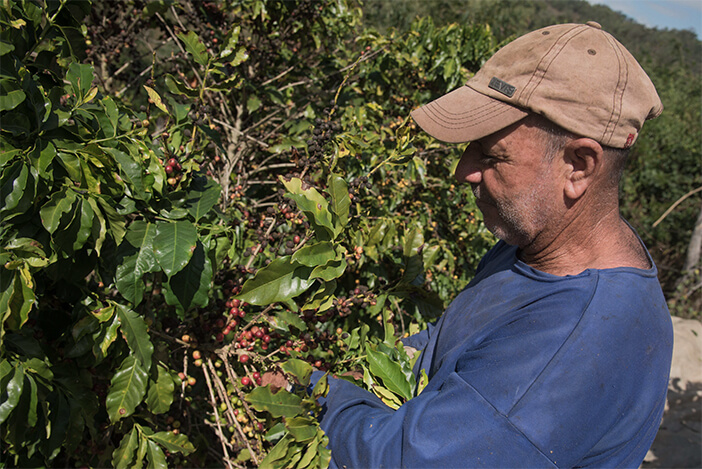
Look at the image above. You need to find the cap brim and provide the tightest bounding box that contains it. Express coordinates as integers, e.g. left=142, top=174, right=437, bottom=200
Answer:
left=410, top=85, right=530, bottom=143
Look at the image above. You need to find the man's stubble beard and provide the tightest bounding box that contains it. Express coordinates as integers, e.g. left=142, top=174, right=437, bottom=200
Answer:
left=472, top=182, right=553, bottom=248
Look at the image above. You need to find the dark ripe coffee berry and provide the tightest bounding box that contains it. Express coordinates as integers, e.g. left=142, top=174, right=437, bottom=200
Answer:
left=239, top=354, right=249, bottom=363
left=241, top=376, right=252, bottom=386
left=252, top=371, right=261, bottom=380
left=230, top=307, right=239, bottom=316
left=293, top=235, right=301, bottom=243
left=167, top=158, right=178, bottom=167
left=232, top=299, right=241, bottom=308
left=165, top=165, right=174, bottom=174
left=263, top=335, right=271, bottom=343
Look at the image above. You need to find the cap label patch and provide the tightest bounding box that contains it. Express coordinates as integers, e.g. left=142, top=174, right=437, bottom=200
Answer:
left=489, top=77, right=516, bottom=97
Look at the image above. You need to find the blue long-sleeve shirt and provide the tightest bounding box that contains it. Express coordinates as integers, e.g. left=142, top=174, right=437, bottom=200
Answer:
left=314, top=240, right=673, bottom=468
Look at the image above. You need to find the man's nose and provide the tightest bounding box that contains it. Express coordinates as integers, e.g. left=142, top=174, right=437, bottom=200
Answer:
left=454, top=146, right=482, bottom=185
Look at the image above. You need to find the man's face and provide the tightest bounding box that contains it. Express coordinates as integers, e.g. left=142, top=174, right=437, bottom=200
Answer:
left=454, top=120, right=562, bottom=248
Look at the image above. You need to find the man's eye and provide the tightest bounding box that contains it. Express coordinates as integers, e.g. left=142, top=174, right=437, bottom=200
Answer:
left=480, top=154, right=498, bottom=164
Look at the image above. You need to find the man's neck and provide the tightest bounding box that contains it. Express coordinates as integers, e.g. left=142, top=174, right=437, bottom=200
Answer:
left=518, top=208, right=650, bottom=276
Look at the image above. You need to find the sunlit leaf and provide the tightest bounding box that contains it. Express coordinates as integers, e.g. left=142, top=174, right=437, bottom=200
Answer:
left=0, top=365, right=24, bottom=424
left=177, top=31, right=208, bottom=65
left=291, top=242, right=336, bottom=267
left=143, top=86, right=169, bottom=115
left=365, top=345, right=413, bottom=401
left=183, top=175, right=220, bottom=221
left=153, top=221, right=198, bottom=278
left=115, top=221, right=158, bottom=305
left=162, top=241, right=212, bottom=316
left=237, top=257, right=314, bottom=306
left=148, top=431, right=195, bottom=455
left=246, top=386, right=302, bottom=418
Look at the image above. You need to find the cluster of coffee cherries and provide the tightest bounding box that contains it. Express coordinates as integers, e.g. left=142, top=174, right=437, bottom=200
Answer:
left=304, top=117, right=341, bottom=165
left=164, top=156, right=182, bottom=186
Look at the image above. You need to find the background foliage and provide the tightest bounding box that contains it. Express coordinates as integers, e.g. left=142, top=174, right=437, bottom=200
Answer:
left=0, top=0, right=699, bottom=467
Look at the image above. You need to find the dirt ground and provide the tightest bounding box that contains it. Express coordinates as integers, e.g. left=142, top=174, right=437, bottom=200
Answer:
left=642, top=316, right=702, bottom=469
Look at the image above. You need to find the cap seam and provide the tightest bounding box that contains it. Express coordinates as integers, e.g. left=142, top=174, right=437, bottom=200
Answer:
left=601, top=33, right=629, bottom=146
left=520, top=24, right=585, bottom=107
left=419, top=102, right=524, bottom=130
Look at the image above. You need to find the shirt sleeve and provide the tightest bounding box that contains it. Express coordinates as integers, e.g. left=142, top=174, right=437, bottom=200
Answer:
left=314, top=371, right=557, bottom=469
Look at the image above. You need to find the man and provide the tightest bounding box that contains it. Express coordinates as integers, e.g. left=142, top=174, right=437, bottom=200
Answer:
left=313, top=22, right=673, bottom=468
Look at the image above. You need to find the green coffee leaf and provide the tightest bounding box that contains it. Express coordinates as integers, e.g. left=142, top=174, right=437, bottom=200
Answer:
left=178, top=31, right=208, bottom=66
left=302, top=280, right=336, bottom=313
left=146, top=365, right=175, bottom=415
left=285, top=416, right=317, bottom=442
left=143, top=85, right=169, bottom=115
left=93, top=312, right=120, bottom=359
left=0, top=160, right=27, bottom=212
left=365, top=345, right=413, bottom=401
left=135, top=436, right=148, bottom=469
left=115, top=220, right=159, bottom=305
left=260, top=433, right=293, bottom=467
left=328, top=174, right=350, bottom=233
left=25, top=373, right=38, bottom=427
left=237, top=257, right=314, bottom=306
left=148, top=431, right=195, bottom=455
left=417, top=369, right=429, bottom=396
left=162, top=241, right=212, bottom=315
left=3, top=267, right=35, bottom=332
left=310, top=259, right=347, bottom=282
left=0, top=365, right=24, bottom=424
left=371, top=384, right=403, bottom=409
left=184, top=175, right=221, bottom=221
left=297, top=433, right=320, bottom=468
left=0, top=89, right=25, bottom=112
left=153, top=220, right=198, bottom=278
left=281, top=358, right=313, bottom=387
left=104, top=147, right=148, bottom=201
left=146, top=439, right=168, bottom=469
left=291, top=241, right=337, bottom=267
left=106, top=356, right=148, bottom=423
left=112, top=427, right=139, bottom=469
left=116, top=305, right=153, bottom=371
left=246, top=386, right=303, bottom=418
left=164, top=74, right=198, bottom=98
left=281, top=177, right=335, bottom=239
left=268, top=309, right=306, bottom=334
left=66, top=62, right=94, bottom=98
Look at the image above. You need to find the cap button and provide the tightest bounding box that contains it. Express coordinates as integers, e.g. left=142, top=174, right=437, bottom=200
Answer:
left=586, top=21, right=602, bottom=29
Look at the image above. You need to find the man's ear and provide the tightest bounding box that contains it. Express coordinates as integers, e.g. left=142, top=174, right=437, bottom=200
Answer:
left=562, top=138, right=603, bottom=200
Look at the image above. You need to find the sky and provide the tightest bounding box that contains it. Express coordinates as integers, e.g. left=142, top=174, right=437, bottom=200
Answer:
left=587, top=0, right=702, bottom=38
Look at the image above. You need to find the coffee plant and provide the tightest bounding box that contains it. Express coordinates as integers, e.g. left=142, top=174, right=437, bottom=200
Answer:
left=0, top=0, right=496, bottom=467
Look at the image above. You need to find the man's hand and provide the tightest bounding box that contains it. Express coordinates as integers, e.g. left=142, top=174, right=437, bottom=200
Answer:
left=404, top=346, right=418, bottom=360
left=260, top=370, right=289, bottom=393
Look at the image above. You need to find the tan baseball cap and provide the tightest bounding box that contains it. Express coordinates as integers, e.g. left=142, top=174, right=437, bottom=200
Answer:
left=411, top=21, right=663, bottom=148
